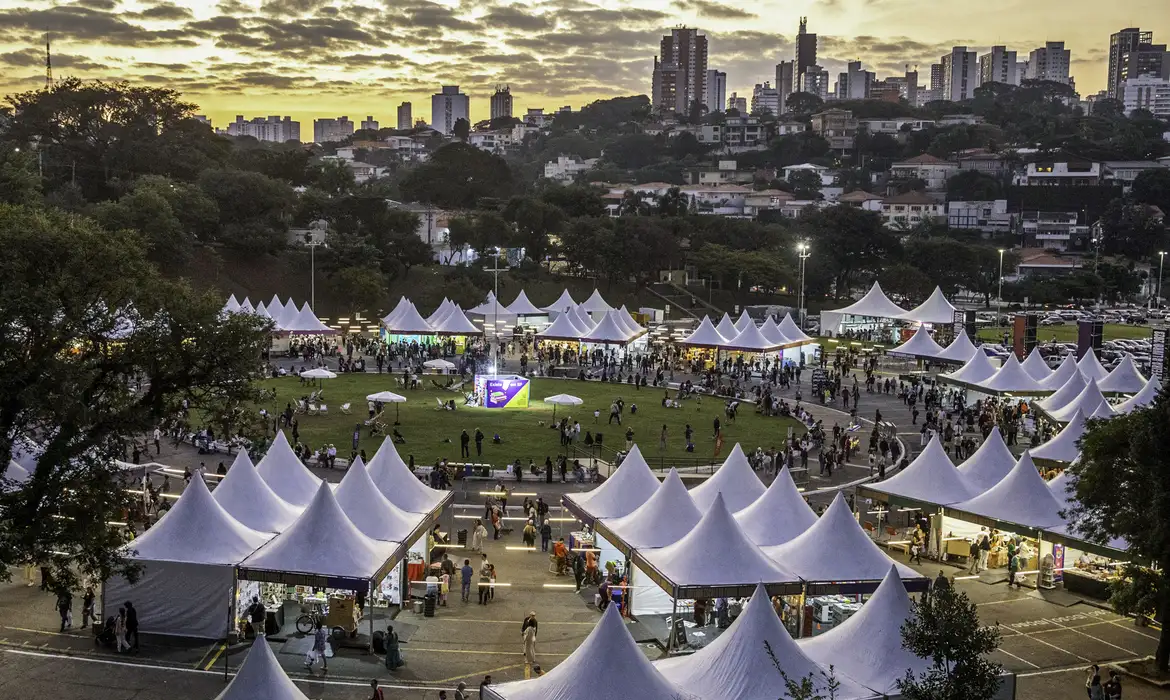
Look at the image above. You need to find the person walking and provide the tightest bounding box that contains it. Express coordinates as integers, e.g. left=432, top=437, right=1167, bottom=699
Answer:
left=478, top=554, right=492, bottom=605
left=124, top=600, right=139, bottom=652
left=522, top=612, right=538, bottom=677
left=81, top=585, right=96, bottom=629
left=470, top=519, right=488, bottom=552
left=56, top=590, right=72, bottom=632
left=460, top=559, right=474, bottom=603
left=115, top=606, right=130, bottom=653
left=539, top=520, right=552, bottom=553
left=305, top=621, right=328, bottom=671
left=369, top=679, right=385, bottom=700
left=246, top=595, right=266, bottom=638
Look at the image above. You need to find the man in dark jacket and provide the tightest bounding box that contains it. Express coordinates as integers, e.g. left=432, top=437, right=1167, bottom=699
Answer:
left=124, top=601, right=139, bottom=651
left=247, top=596, right=266, bottom=637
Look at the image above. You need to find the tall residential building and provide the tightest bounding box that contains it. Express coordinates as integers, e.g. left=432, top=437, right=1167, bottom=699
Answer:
left=397, top=102, right=412, bottom=130
left=225, top=115, right=300, bottom=143
left=979, top=46, right=1019, bottom=86
left=727, top=93, right=748, bottom=113
left=836, top=60, right=873, bottom=100
left=929, top=63, right=944, bottom=91
left=431, top=86, right=470, bottom=135
left=651, top=27, right=708, bottom=115
left=795, top=17, right=818, bottom=92
left=750, top=81, right=780, bottom=115
left=312, top=117, right=353, bottom=144
left=705, top=69, right=727, bottom=113
left=1119, top=41, right=1169, bottom=85
left=490, top=85, right=514, bottom=120
left=360, top=116, right=379, bottom=131
left=940, top=47, right=979, bottom=101
left=1120, top=75, right=1170, bottom=118
left=1025, top=42, right=1071, bottom=84
left=775, top=61, right=794, bottom=112
left=1109, top=28, right=1150, bottom=97
left=803, top=65, right=830, bottom=101
left=903, top=66, right=919, bottom=105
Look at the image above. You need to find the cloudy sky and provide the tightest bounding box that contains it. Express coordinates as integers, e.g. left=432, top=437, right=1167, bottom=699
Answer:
left=0, top=0, right=1165, bottom=130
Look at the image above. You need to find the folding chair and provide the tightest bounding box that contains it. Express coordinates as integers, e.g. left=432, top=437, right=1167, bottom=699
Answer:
left=340, top=403, right=351, bottom=415
left=307, top=403, right=319, bottom=416
left=435, top=397, right=447, bottom=410
left=319, top=404, right=328, bottom=415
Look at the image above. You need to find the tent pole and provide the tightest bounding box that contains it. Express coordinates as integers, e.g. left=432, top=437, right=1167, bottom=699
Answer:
left=667, top=596, right=677, bottom=653
left=369, top=578, right=375, bottom=653
left=796, top=586, right=807, bottom=638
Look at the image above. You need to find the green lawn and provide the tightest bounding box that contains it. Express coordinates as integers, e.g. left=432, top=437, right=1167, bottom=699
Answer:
left=259, top=374, right=804, bottom=468
left=976, top=324, right=1152, bottom=344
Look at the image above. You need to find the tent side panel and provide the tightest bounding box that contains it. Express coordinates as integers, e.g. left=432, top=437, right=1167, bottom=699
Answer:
left=104, top=561, right=234, bottom=639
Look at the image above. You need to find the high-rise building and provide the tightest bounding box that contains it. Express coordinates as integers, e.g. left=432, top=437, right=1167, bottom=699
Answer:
left=490, top=85, right=513, bottom=120
left=727, top=93, right=748, bottom=113
left=361, top=116, right=379, bottom=131
left=795, top=17, right=817, bottom=93
left=979, top=46, right=1019, bottom=86
left=775, top=61, right=794, bottom=112
left=803, top=65, right=830, bottom=101
left=929, top=64, right=944, bottom=92
left=940, top=47, right=979, bottom=101
left=1025, top=42, right=1071, bottom=84
left=397, top=102, right=412, bottom=130
left=705, top=69, right=727, bottom=113
left=836, top=60, right=873, bottom=100
left=751, top=82, right=781, bottom=115
left=1119, top=42, right=1169, bottom=85
left=313, top=117, right=353, bottom=144
left=431, top=86, right=470, bottom=135
left=903, top=66, right=919, bottom=105
left=1109, top=28, right=1149, bottom=97
left=225, top=115, right=300, bottom=143
left=652, top=27, right=708, bottom=114
left=1119, top=74, right=1170, bottom=118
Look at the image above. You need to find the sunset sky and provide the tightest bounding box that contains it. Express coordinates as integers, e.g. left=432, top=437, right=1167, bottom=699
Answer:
left=0, top=0, right=1166, bottom=130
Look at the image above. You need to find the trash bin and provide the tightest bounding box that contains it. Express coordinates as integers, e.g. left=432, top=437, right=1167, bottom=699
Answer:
left=412, top=599, right=424, bottom=614
left=457, top=529, right=468, bottom=546
left=423, top=594, right=437, bottom=618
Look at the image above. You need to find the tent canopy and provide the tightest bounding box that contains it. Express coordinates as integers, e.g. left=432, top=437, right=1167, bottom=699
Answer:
left=1030, top=411, right=1086, bottom=464
left=723, top=322, right=781, bottom=353
left=734, top=467, right=817, bottom=546
left=888, top=325, right=946, bottom=360
left=1117, top=377, right=1161, bottom=413
left=211, top=451, right=301, bottom=533
left=255, top=431, right=323, bottom=507
left=956, top=427, right=1016, bottom=492
left=975, top=354, right=1045, bottom=395
left=1020, top=347, right=1054, bottom=382
left=535, top=312, right=585, bottom=341
left=540, top=289, right=577, bottom=313
left=579, top=289, right=613, bottom=314
left=431, top=305, right=483, bottom=335
left=759, top=316, right=789, bottom=346
left=506, top=290, right=545, bottom=316
left=689, top=444, right=767, bottom=511
left=936, top=332, right=979, bottom=364
left=714, top=313, right=738, bottom=340
left=581, top=310, right=635, bottom=344
left=382, top=296, right=411, bottom=326
left=827, top=281, right=908, bottom=319
left=733, top=310, right=754, bottom=333
left=897, top=286, right=958, bottom=324
left=366, top=437, right=449, bottom=514
left=868, top=436, right=975, bottom=505
left=1037, top=354, right=1081, bottom=391
left=680, top=316, right=729, bottom=348
left=949, top=452, right=1066, bottom=530
left=1036, top=371, right=1087, bottom=413
left=1077, top=349, right=1110, bottom=383
left=939, top=350, right=998, bottom=386
left=1045, top=379, right=1107, bottom=424
left=563, top=445, right=660, bottom=522
left=778, top=313, right=814, bottom=344
left=596, top=469, right=701, bottom=553
left=334, top=457, right=424, bottom=542
left=384, top=302, right=435, bottom=335
left=1099, top=354, right=1147, bottom=394
left=215, top=636, right=310, bottom=700
left=128, top=477, right=270, bottom=565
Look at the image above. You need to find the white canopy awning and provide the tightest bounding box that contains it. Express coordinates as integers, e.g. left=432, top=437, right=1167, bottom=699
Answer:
left=1030, top=411, right=1086, bottom=464
left=381, top=296, right=411, bottom=326
left=827, top=281, right=908, bottom=319
left=211, top=451, right=300, bottom=533
left=129, top=477, right=270, bottom=565
left=432, top=305, right=483, bottom=335
left=579, top=289, right=612, bottom=314
left=949, top=452, right=1066, bottom=529
left=689, top=443, right=767, bottom=511
left=723, top=322, right=781, bottom=353
left=215, top=636, right=309, bottom=700
left=680, top=317, right=729, bottom=348
left=506, top=290, right=545, bottom=316
left=1036, top=371, right=1087, bottom=413
left=1077, top=349, right=1110, bottom=383
left=1045, top=378, right=1108, bottom=424
left=1099, top=354, right=1147, bottom=394
left=568, top=307, right=594, bottom=333
left=467, top=297, right=517, bottom=325
left=540, top=289, right=577, bottom=313
left=936, top=332, right=979, bottom=364
left=255, top=431, right=323, bottom=507
left=734, top=467, right=817, bottom=546
left=425, top=299, right=454, bottom=326
left=223, top=295, right=241, bottom=314
left=778, top=313, right=815, bottom=344
left=597, top=469, right=701, bottom=552
left=581, top=310, right=635, bottom=344
left=1020, top=347, right=1054, bottom=382
left=535, top=312, right=586, bottom=341
left=897, top=286, right=957, bottom=324
left=334, top=457, right=424, bottom=542
left=1116, top=377, right=1161, bottom=413
left=733, top=310, right=754, bottom=334
left=975, top=354, right=1045, bottom=394
left=714, top=313, right=738, bottom=340
left=1037, top=354, right=1081, bottom=391
left=956, top=427, right=1016, bottom=492
left=564, top=444, right=660, bottom=521
left=239, top=297, right=254, bottom=313
left=617, top=306, right=645, bottom=335
left=888, top=325, right=946, bottom=360
left=283, top=302, right=333, bottom=334
left=868, top=436, right=975, bottom=505
left=939, top=350, right=998, bottom=386
left=366, top=437, right=448, bottom=514
left=384, top=302, right=435, bottom=335
left=759, top=316, right=788, bottom=346
left=3, top=459, right=29, bottom=485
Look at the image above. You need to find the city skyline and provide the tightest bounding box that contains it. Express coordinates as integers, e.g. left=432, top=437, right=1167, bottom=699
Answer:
left=0, top=0, right=1165, bottom=127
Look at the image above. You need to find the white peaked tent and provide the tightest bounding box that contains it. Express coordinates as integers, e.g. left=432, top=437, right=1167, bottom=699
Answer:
left=211, top=451, right=300, bottom=533
left=506, top=290, right=545, bottom=316
left=898, top=286, right=958, bottom=324
left=936, top=332, right=979, bottom=363
left=760, top=316, right=789, bottom=345
left=426, top=298, right=454, bottom=325
left=334, top=458, right=424, bottom=542
left=724, top=321, right=782, bottom=353
left=105, top=477, right=271, bottom=639
left=431, top=305, right=483, bottom=335
left=940, top=350, right=997, bottom=386
left=255, top=431, right=322, bottom=507
left=467, top=296, right=518, bottom=326
left=888, top=325, right=946, bottom=360
left=1077, top=349, right=1110, bottom=384
left=763, top=494, right=923, bottom=586
left=1037, top=353, right=1081, bottom=391
left=956, top=427, right=1016, bottom=492
left=240, top=482, right=400, bottom=585
left=281, top=298, right=298, bottom=326
left=223, top=294, right=242, bottom=314
left=869, top=436, right=975, bottom=505
left=581, top=310, right=635, bottom=344
left=715, top=313, right=738, bottom=340
left=4, top=460, right=29, bottom=485
left=1089, top=400, right=1115, bottom=420
left=535, top=312, right=586, bottom=340
left=734, top=467, right=818, bottom=546
left=617, top=306, right=645, bottom=335
left=1099, top=354, right=1148, bottom=394
left=690, top=443, right=767, bottom=511
left=680, top=316, right=729, bottom=348
left=215, top=636, right=309, bottom=700
left=267, top=294, right=283, bottom=312
left=950, top=452, right=1066, bottom=529
left=1021, top=347, right=1054, bottom=382
left=636, top=494, right=794, bottom=597
left=657, top=584, right=874, bottom=700
left=1045, top=378, right=1108, bottom=423
left=482, top=606, right=689, bottom=700
left=285, top=302, right=334, bottom=334
left=976, top=354, right=1045, bottom=394
left=800, top=566, right=931, bottom=696
left=366, top=437, right=449, bottom=514
left=612, top=308, right=640, bottom=337
left=239, top=297, right=255, bottom=313
left=563, top=444, right=660, bottom=522
left=733, top=310, right=755, bottom=333
left=381, top=296, right=411, bottom=325
left=1030, top=410, right=1087, bottom=464
left=254, top=301, right=271, bottom=320
left=579, top=288, right=612, bottom=315
left=1036, top=371, right=1088, bottom=413
left=384, top=302, right=435, bottom=335
left=827, top=281, right=908, bottom=319
left=1116, top=377, right=1161, bottom=413
left=568, top=306, right=594, bottom=333
left=596, top=469, right=702, bottom=553
left=778, top=313, right=815, bottom=344
left=541, top=289, right=578, bottom=313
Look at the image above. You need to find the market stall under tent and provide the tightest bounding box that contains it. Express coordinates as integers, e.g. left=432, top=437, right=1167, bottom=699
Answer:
left=1030, top=411, right=1088, bottom=466
left=255, top=431, right=323, bottom=507
left=535, top=312, right=586, bottom=341
left=688, top=443, right=766, bottom=511
left=948, top=452, right=1066, bottom=531
left=215, top=636, right=309, bottom=700
left=887, top=325, right=946, bottom=360
left=594, top=469, right=701, bottom=555
left=1035, top=372, right=1087, bottom=414
left=975, top=354, right=1045, bottom=395
left=896, top=286, right=957, bottom=325
left=679, top=316, right=729, bottom=348
left=211, top=451, right=300, bottom=533
left=733, top=466, right=817, bottom=546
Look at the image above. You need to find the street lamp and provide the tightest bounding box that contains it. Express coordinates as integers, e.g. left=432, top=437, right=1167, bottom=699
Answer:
left=1158, top=251, right=1167, bottom=310
left=997, top=248, right=1005, bottom=330
left=797, top=242, right=811, bottom=326
left=486, top=247, right=507, bottom=375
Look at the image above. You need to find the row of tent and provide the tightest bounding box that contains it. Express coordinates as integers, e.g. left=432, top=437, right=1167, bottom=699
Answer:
left=222, top=295, right=333, bottom=334
left=826, top=282, right=959, bottom=325
left=680, top=311, right=816, bottom=352
left=101, top=432, right=450, bottom=639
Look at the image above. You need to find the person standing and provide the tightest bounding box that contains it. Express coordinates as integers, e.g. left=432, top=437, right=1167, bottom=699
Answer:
left=659, top=425, right=668, bottom=451
left=522, top=613, right=538, bottom=677
left=153, top=427, right=161, bottom=456
left=460, top=559, right=474, bottom=603
left=454, top=681, right=469, bottom=700
left=247, top=595, right=266, bottom=638
left=478, top=555, right=492, bottom=605
left=539, top=520, right=552, bottom=553
left=573, top=553, right=585, bottom=593
left=384, top=624, right=404, bottom=670
left=369, top=679, right=385, bottom=700
left=471, top=519, right=487, bottom=552
left=124, top=600, right=139, bottom=652
left=474, top=428, right=484, bottom=457
left=81, top=585, right=96, bottom=629
left=115, top=606, right=130, bottom=653
left=460, top=430, right=470, bottom=459
left=305, top=621, right=328, bottom=671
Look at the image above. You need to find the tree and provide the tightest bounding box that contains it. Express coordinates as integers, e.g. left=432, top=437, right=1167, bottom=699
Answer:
left=310, top=159, right=356, bottom=196
left=197, top=169, right=295, bottom=253
left=1099, top=197, right=1168, bottom=260
left=787, top=170, right=824, bottom=199
left=398, top=143, right=515, bottom=210
left=1132, top=168, right=1170, bottom=216
left=946, top=170, right=1003, bottom=201
left=0, top=203, right=271, bottom=595
left=503, top=196, right=564, bottom=261
left=784, top=92, right=824, bottom=116
left=0, top=146, right=41, bottom=206
left=879, top=262, right=934, bottom=300
left=765, top=641, right=841, bottom=699
left=1066, top=395, right=1170, bottom=670
left=656, top=187, right=690, bottom=217
left=799, top=206, right=900, bottom=293
left=541, top=185, right=605, bottom=218
left=603, top=133, right=661, bottom=170
left=329, top=266, right=386, bottom=306
left=897, top=585, right=1003, bottom=700
left=452, top=118, right=471, bottom=142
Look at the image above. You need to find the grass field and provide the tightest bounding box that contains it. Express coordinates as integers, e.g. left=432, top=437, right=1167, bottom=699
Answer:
left=975, top=323, right=1152, bottom=344
left=260, top=374, right=804, bottom=468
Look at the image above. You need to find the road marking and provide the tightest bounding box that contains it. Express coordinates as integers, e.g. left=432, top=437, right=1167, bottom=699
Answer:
left=1016, top=629, right=1091, bottom=662
left=400, top=646, right=570, bottom=658
left=992, top=645, right=1041, bottom=669
left=429, top=662, right=524, bottom=684
left=203, top=642, right=227, bottom=671
left=1043, top=618, right=1137, bottom=656
left=1109, top=621, right=1160, bottom=641
left=1017, top=656, right=1149, bottom=678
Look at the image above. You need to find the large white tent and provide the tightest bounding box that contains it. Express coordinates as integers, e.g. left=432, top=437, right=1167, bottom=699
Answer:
left=562, top=445, right=659, bottom=523
left=431, top=305, right=483, bottom=336
left=734, top=467, right=817, bottom=546
left=935, top=332, right=979, bottom=364
left=255, top=431, right=323, bottom=507
left=760, top=316, right=788, bottom=346
left=714, top=313, right=738, bottom=340
left=211, top=451, right=300, bottom=533
left=778, top=313, right=815, bottom=344
left=799, top=566, right=931, bottom=696
left=282, top=302, right=333, bottom=334
left=1044, top=378, right=1108, bottom=424
left=535, top=312, right=586, bottom=341
left=949, top=452, right=1066, bottom=530
left=334, top=457, right=425, bottom=542
left=680, top=316, right=729, bottom=348
left=1030, top=410, right=1086, bottom=464
left=1037, top=354, right=1081, bottom=391
left=868, top=436, right=976, bottom=505
left=506, top=290, right=545, bottom=316
left=1098, top=354, right=1147, bottom=394
left=384, top=302, right=436, bottom=335
left=897, top=286, right=958, bottom=324
left=723, top=322, right=782, bottom=354
left=215, top=636, right=310, bottom=700
left=541, top=289, right=577, bottom=313
left=595, top=469, right=701, bottom=554
left=223, top=294, right=242, bottom=314
left=956, top=427, right=1016, bottom=492
left=467, top=295, right=518, bottom=327
left=105, top=477, right=271, bottom=639
left=1020, top=347, right=1054, bottom=382
left=366, top=437, right=450, bottom=514
left=617, top=306, right=645, bottom=335
left=1077, top=350, right=1110, bottom=384
left=689, top=444, right=766, bottom=511
left=1035, top=371, right=1088, bottom=414
left=426, top=298, right=453, bottom=326
left=581, top=310, right=637, bottom=344
left=656, top=584, right=873, bottom=700
left=823, top=281, right=908, bottom=330
left=887, top=325, right=946, bottom=360
left=381, top=296, right=412, bottom=326
left=733, top=310, right=755, bottom=334
left=1116, top=377, right=1161, bottom=413
left=939, top=350, right=998, bottom=386
left=579, top=289, right=613, bottom=315
left=975, top=354, right=1045, bottom=395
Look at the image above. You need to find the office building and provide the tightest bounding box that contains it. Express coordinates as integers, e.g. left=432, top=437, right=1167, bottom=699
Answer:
left=397, top=102, right=412, bottom=130
left=979, top=46, right=1019, bottom=86
left=940, top=47, right=979, bottom=101
left=836, top=60, right=873, bottom=100
left=312, top=117, right=352, bottom=144
left=1120, top=75, right=1170, bottom=118
left=431, top=86, right=470, bottom=135
left=795, top=17, right=817, bottom=92
left=1025, top=42, right=1071, bottom=84
left=751, top=82, right=781, bottom=115
left=225, top=115, right=300, bottom=143
left=652, top=27, right=708, bottom=115
left=775, top=61, right=794, bottom=113
left=1109, top=28, right=1150, bottom=97
left=490, top=85, right=514, bottom=120
left=360, top=116, right=379, bottom=131
left=705, top=69, right=727, bottom=113
left=727, top=93, right=748, bottom=113
left=929, top=63, right=944, bottom=92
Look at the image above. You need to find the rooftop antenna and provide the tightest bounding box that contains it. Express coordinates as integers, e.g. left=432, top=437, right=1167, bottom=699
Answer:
left=44, top=34, right=53, bottom=88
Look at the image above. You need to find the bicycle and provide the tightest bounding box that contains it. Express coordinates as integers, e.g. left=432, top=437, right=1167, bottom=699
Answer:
left=295, top=601, right=348, bottom=640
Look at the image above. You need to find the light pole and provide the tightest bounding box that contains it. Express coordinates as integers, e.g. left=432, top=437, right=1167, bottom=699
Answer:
left=797, top=242, right=811, bottom=326
left=306, top=237, right=324, bottom=310
left=486, top=247, right=506, bottom=375
left=1158, top=251, right=1166, bottom=310
left=997, top=248, right=1005, bottom=331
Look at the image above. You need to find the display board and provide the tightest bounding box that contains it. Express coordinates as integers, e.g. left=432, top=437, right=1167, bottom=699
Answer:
left=1076, top=319, right=1103, bottom=360
left=1152, top=327, right=1168, bottom=384
left=473, top=374, right=531, bottom=408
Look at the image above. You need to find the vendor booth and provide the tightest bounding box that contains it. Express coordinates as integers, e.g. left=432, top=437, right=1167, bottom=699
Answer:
left=561, top=444, right=660, bottom=524
left=956, top=427, right=1016, bottom=491
left=820, top=281, right=908, bottom=337
left=688, top=443, right=766, bottom=511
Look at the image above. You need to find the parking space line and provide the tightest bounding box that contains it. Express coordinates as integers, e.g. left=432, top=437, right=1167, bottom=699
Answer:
left=1040, top=618, right=1137, bottom=655
left=1016, top=629, right=1091, bottom=662
left=1109, top=621, right=1160, bottom=641
left=992, top=646, right=1040, bottom=669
